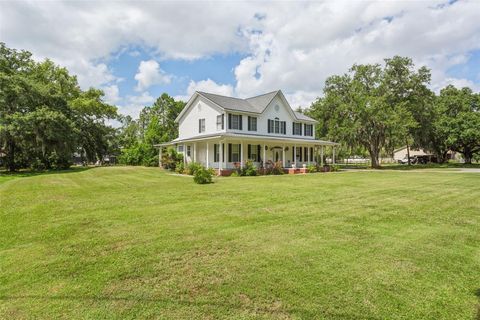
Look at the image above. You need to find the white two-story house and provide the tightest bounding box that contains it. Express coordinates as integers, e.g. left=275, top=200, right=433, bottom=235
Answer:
left=157, top=90, right=338, bottom=175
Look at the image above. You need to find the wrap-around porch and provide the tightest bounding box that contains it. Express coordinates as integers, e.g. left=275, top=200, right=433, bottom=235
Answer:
left=159, top=134, right=338, bottom=175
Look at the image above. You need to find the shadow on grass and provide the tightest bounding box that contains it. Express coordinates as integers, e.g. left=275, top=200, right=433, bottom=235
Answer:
left=0, top=166, right=94, bottom=178
left=339, top=163, right=480, bottom=171
left=0, top=294, right=384, bottom=319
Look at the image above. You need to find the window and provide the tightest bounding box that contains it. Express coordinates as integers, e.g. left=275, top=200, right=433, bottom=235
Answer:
left=214, top=144, right=225, bottom=162
left=310, top=147, right=314, bottom=161
left=187, top=146, right=191, bottom=157
left=228, top=143, right=240, bottom=162
left=304, top=124, right=313, bottom=136
left=268, top=118, right=286, bottom=134
left=248, top=116, right=257, bottom=131
left=248, top=144, right=260, bottom=161
left=177, top=145, right=184, bottom=153
left=216, top=114, right=224, bottom=130
left=198, top=118, right=205, bottom=133
left=274, top=118, right=280, bottom=133
left=228, top=114, right=242, bottom=130
left=293, top=122, right=302, bottom=135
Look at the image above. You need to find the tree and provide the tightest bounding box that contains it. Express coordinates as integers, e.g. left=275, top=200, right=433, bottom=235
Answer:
left=433, top=86, right=480, bottom=164
left=118, top=93, right=185, bottom=167
left=307, top=56, right=433, bottom=168
left=0, top=43, right=117, bottom=171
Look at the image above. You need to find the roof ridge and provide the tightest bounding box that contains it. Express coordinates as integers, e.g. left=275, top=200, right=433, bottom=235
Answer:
left=245, top=90, right=280, bottom=100
left=197, top=91, right=246, bottom=101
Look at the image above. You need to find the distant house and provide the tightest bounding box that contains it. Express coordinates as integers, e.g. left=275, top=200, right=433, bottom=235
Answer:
left=393, top=146, right=459, bottom=163
left=156, top=90, right=339, bottom=175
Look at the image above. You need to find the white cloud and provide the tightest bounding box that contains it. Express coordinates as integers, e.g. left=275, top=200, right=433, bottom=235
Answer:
left=134, top=60, right=171, bottom=91
left=119, top=92, right=156, bottom=118
left=1, top=0, right=480, bottom=114
left=102, top=84, right=121, bottom=105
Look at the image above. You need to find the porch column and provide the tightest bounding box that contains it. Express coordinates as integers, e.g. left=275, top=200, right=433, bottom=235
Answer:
left=294, top=145, right=297, bottom=167
left=219, top=141, right=223, bottom=172
left=307, top=146, right=310, bottom=165
left=332, top=146, right=336, bottom=164
left=193, top=143, right=197, bottom=163
left=263, top=144, right=266, bottom=168
left=206, top=142, right=209, bottom=169
left=184, top=144, right=187, bottom=164
left=321, top=145, right=324, bottom=167
left=159, top=146, right=162, bottom=168
left=240, top=141, right=244, bottom=169
left=224, top=139, right=227, bottom=170
left=282, top=145, right=286, bottom=168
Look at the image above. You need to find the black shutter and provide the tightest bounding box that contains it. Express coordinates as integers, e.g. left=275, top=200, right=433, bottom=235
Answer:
left=198, top=119, right=201, bottom=133
left=292, top=147, right=295, bottom=161
left=310, top=147, right=313, bottom=161
left=257, top=145, right=261, bottom=162
left=239, top=115, right=243, bottom=130
left=247, top=117, right=250, bottom=131
left=228, top=143, right=232, bottom=162
left=248, top=144, right=251, bottom=159
left=222, top=143, right=225, bottom=162
left=228, top=114, right=232, bottom=129
left=299, top=147, right=302, bottom=162
left=222, top=114, right=225, bottom=129
left=268, top=120, right=271, bottom=133
left=214, top=144, right=217, bottom=162
left=292, top=123, right=295, bottom=135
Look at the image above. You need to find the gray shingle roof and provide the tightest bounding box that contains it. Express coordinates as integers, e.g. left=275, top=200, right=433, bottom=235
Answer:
left=197, top=90, right=316, bottom=122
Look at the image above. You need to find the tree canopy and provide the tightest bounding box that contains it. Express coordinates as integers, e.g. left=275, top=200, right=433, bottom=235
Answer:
left=0, top=43, right=117, bottom=171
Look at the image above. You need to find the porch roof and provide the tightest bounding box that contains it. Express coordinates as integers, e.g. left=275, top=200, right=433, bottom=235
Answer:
left=154, top=132, right=339, bottom=147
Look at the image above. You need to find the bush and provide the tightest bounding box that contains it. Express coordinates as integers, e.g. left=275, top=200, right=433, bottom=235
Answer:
left=185, top=162, right=202, bottom=175
left=243, top=160, right=257, bottom=176
left=230, top=171, right=240, bottom=177
left=193, top=167, right=214, bottom=184
left=161, top=147, right=183, bottom=171
left=330, top=164, right=340, bottom=172
left=265, top=160, right=284, bottom=175
left=307, top=164, right=317, bottom=173
left=175, top=161, right=185, bottom=174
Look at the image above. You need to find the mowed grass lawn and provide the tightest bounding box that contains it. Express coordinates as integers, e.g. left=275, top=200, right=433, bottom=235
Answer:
left=1, top=167, right=479, bottom=319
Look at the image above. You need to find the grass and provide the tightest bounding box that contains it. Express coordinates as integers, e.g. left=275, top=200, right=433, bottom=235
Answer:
left=1, top=166, right=479, bottom=319
left=338, top=162, right=480, bottom=170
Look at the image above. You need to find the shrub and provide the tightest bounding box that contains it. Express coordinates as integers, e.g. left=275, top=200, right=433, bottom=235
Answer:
left=161, top=147, right=183, bottom=171
left=230, top=171, right=240, bottom=177
left=330, top=164, right=340, bottom=172
left=175, top=161, right=185, bottom=174
left=307, top=164, right=317, bottom=173
left=193, top=167, right=214, bottom=184
left=185, top=162, right=202, bottom=175
left=265, top=160, right=284, bottom=175
left=243, top=160, right=257, bottom=176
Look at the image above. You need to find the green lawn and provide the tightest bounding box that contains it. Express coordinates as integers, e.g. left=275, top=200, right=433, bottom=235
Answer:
left=1, top=167, right=479, bottom=319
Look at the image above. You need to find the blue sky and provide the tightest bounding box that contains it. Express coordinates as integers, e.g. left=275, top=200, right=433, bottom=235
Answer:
left=1, top=0, right=479, bottom=117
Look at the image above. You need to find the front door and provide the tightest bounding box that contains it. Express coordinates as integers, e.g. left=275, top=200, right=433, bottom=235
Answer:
left=272, top=147, right=283, bottom=163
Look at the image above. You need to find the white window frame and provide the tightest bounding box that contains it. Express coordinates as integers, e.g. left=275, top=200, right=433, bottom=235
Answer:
left=199, top=118, right=206, bottom=133
left=216, top=114, right=224, bottom=130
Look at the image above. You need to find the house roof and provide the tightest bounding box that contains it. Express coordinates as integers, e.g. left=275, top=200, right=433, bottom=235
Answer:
left=192, top=90, right=316, bottom=122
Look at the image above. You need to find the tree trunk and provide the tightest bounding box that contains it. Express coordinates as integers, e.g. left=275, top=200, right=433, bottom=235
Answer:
left=368, top=148, right=380, bottom=168
left=463, top=150, right=473, bottom=164
left=406, top=140, right=411, bottom=166
left=6, top=138, right=16, bottom=172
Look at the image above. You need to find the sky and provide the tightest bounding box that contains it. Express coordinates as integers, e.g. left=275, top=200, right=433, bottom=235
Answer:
left=1, top=0, right=480, bottom=118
